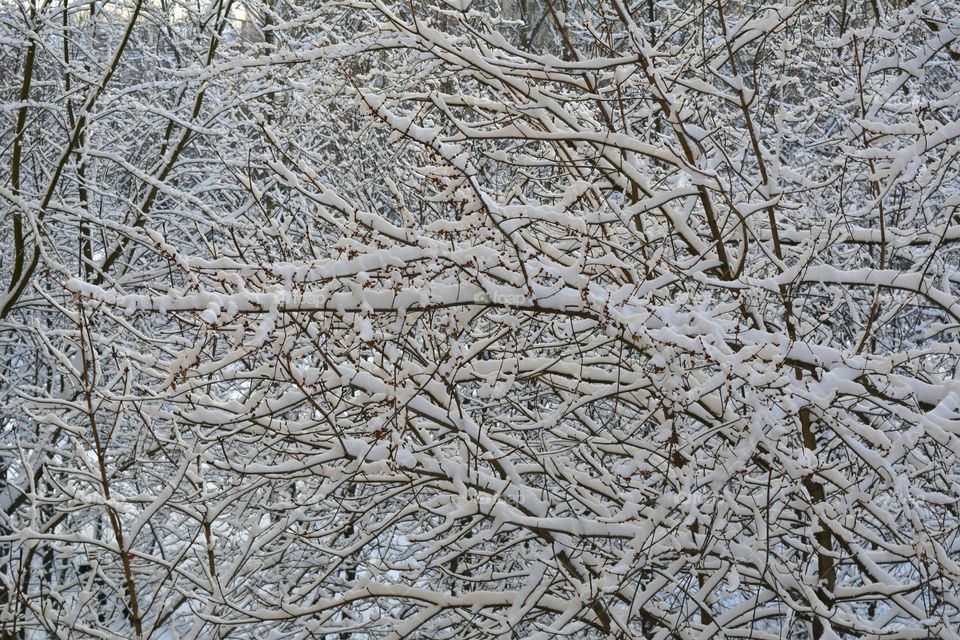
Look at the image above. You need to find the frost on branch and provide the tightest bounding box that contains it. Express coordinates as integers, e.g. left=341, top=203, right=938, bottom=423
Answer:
left=1, top=1, right=960, bottom=638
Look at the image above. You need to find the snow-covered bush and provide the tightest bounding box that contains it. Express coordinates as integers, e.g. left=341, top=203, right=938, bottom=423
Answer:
left=1, top=0, right=959, bottom=637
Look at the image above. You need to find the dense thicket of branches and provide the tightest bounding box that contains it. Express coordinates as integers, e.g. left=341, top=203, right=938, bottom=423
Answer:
left=1, top=0, right=959, bottom=638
